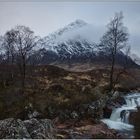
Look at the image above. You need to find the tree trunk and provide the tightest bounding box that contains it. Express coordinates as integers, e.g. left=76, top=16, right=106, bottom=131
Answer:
left=22, top=56, right=26, bottom=93
left=10, top=55, right=14, bottom=81
left=109, top=54, right=115, bottom=91
left=19, top=54, right=26, bottom=94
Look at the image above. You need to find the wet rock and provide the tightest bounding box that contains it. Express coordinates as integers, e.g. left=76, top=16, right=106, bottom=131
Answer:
left=107, top=98, right=124, bottom=108
left=103, top=106, right=112, bottom=118
left=0, top=118, right=30, bottom=139
left=115, top=96, right=126, bottom=105
left=133, top=107, right=140, bottom=138
left=129, top=111, right=137, bottom=125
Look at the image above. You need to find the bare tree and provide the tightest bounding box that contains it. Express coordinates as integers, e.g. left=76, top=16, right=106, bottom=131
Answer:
left=0, top=36, right=5, bottom=62
left=100, top=12, right=129, bottom=91
left=113, top=45, right=131, bottom=88
left=3, top=25, right=38, bottom=92
left=3, top=31, right=16, bottom=64
left=2, top=30, right=17, bottom=82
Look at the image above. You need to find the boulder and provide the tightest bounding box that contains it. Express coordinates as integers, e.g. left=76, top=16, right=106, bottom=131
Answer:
left=24, top=118, right=55, bottom=139
left=132, top=107, right=140, bottom=138
left=0, top=118, right=30, bottom=139
left=0, top=118, right=56, bottom=139
left=103, top=106, right=112, bottom=118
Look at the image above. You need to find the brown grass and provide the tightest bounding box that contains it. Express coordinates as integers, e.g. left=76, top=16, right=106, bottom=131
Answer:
left=0, top=64, right=140, bottom=119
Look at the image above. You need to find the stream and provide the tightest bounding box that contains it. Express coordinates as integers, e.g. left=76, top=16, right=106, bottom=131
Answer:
left=102, top=93, right=140, bottom=138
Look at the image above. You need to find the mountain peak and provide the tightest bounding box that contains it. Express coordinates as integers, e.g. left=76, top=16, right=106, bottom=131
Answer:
left=68, top=19, right=87, bottom=27
left=56, top=19, right=87, bottom=36
left=42, top=19, right=88, bottom=48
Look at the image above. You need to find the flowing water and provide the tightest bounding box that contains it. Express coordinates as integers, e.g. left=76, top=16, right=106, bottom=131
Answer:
left=102, top=93, right=140, bottom=138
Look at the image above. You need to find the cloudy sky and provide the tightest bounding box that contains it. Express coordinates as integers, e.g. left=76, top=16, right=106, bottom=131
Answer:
left=0, top=1, right=140, bottom=56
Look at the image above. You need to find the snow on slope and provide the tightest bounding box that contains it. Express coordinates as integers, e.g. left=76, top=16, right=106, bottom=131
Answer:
left=41, top=19, right=100, bottom=57
left=130, top=54, right=140, bottom=65
left=37, top=19, right=139, bottom=66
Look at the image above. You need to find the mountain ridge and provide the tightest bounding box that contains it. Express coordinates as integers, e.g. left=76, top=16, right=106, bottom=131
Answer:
left=30, top=19, right=139, bottom=68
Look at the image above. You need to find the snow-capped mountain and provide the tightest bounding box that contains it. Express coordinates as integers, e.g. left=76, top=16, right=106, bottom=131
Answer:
left=30, top=19, right=138, bottom=67
left=40, top=19, right=99, bottom=59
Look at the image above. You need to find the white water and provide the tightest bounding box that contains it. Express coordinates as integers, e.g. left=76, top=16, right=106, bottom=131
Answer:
left=102, top=93, right=140, bottom=137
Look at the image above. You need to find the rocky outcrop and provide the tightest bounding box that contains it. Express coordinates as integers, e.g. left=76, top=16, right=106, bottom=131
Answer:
left=56, top=122, right=121, bottom=139
left=24, top=118, right=55, bottom=139
left=0, top=118, right=55, bottom=139
left=0, top=118, right=30, bottom=139
left=129, top=107, right=140, bottom=138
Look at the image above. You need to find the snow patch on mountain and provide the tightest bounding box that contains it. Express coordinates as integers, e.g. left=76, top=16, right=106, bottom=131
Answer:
left=41, top=19, right=101, bottom=56
left=35, top=19, right=138, bottom=67
left=56, top=24, right=99, bottom=44
left=130, top=54, right=140, bottom=65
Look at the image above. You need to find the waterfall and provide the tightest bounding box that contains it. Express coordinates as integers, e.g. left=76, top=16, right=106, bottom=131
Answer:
left=132, top=98, right=136, bottom=106
left=125, top=98, right=132, bottom=106
left=101, top=93, right=140, bottom=138
left=110, top=108, right=124, bottom=121
left=109, top=106, right=136, bottom=122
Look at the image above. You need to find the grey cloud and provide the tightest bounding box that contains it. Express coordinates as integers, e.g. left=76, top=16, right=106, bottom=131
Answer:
left=0, top=1, right=140, bottom=56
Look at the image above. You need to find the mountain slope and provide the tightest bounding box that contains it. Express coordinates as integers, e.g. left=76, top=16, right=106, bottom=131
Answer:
left=30, top=19, right=138, bottom=67
left=40, top=19, right=98, bottom=58
left=130, top=54, right=140, bottom=65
